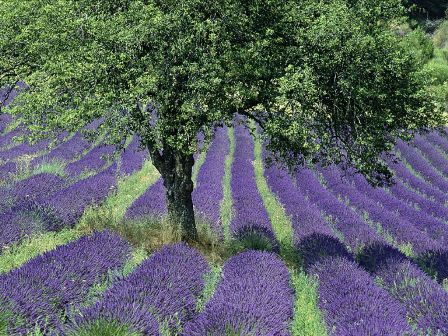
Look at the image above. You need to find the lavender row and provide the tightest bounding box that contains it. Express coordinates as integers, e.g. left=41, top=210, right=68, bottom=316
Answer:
left=386, top=156, right=448, bottom=205
left=230, top=124, right=277, bottom=247
left=347, top=169, right=448, bottom=246
left=320, top=166, right=441, bottom=254
left=0, top=231, right=131, bottom=335
left=0, top=114, right=12, bottom=133
left=192, top=127, right=229, bottom=235
left=0, top=128, right=23, bottom=150
left=65, top=243, right=209, bottom=335
left=183, top=250, right=294, bottom=335
left=387, top=178, right=448, bottom=223
left=65, top=143, right=116, bottom=177
left=412, top=134, right=448, bottom=177
left=295, top=168, right=383, bottom=251
left=119, top=136, right=148, bottom=176
left=125, top=178, right=166, bottom=220
left=396, top=139, right=448, bottom=193
left=0, top=174, right=68, bottom=248
left=42, top=164, right=117, bottom=228
left=359, top=244, right=448, bottom=335
left=425, top=130, right=448, bottom=154
left=310, top=256, right=411, bottom=335
left=31, top=132, right=91, bottom=167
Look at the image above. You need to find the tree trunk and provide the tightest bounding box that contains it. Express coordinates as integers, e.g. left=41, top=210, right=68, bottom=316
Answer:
left=160, top=151, right=197, bottom=242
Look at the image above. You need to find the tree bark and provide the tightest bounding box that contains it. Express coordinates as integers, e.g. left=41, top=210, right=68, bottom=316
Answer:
left=159, top=150, right=198, bottom=241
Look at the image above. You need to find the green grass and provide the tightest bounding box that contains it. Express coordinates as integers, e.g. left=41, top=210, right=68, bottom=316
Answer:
left=64, top=319, right=141, bottom=336
left=252, top=130, right=295, bottom=261
left=0, top=228, right=82, bottom=274
left=192, top=146, right=208, bottom=188
left=0, top=160, right=159, bottom=273
left=290, top=271, right=328, bottom=336
left=220, top=127, right=235, bottom=244
left=195, top=264, right=222, bottom=312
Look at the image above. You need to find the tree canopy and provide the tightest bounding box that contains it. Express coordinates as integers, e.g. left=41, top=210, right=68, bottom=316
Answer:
left=1, top=0, right=446, bottom=239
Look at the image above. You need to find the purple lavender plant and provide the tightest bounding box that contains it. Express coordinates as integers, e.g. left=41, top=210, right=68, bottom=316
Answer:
left=386, top=156, right=448, bottom=205
left=41, top=164, right=117, bottom=228
left=295, top=168, right=384, bottom=251
left=65, top=143, right=116, bottom=176
left=66, top=243, right=208, bottom=335
left=320, top=165, right=441, bottom=254
left=182, top=250, right=294, bottom=336
left=124, top=178, right=167, bottom=219
left=425, top=130, right=448, bottom=154
left=192, top=127, right=229, bottom=236
left=359, top=243, right=448, bottom=334
left=412, top=134, right=448, bottom=177
left=119, top=136, right=148, bottom=176
left=396, top=140, right=448, bottom=193
left=310, top=256, right=411, bottom=335
left=0, top=231, right=131, bottom=335
left=230, top=124, right=277, bottom=248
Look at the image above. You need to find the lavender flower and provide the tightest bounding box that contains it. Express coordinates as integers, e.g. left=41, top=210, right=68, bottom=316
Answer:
left=124, top=178, right=166, bottom=219
left=359, top=243, right=448, bottom=334
left=119, top=136, right=148, bottom=176
left=0, top=231, right=131, bottom=335
left=310, top=256, right=411, bottom=335
left=192, top=127, right=229, bottom=236
left=230, top=124, right=277, bottom=248
left=183, top=250, right=294, bottom=335
left=65, top=143, right=116, bottom=176
left=66, top=243, right=208, bottom=335
left=295, top=168, right=384, bottom=251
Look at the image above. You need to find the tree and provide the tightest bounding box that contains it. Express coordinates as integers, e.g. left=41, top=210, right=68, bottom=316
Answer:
left=1, top=0, right=445, bottom=241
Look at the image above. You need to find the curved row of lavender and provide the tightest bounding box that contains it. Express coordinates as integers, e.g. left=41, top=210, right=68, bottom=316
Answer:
left=65, top=243, right=208, bottom=336
left=320, top=165, right=444, bottom=253
left=0, top=231, right=131, bottom=335
left=264, top=161, right=411, bottom=334
left=396, top=139, right=448, bottom=193
left=65, top=142, right=116, bottom=177
left=359, top=243, right=448, bottom=335
left=0, top=165, right=117, bottom=249
left=192, top=126, right=229, bottom=236
left=264, top=148, right=448, bottom=334
left=230, top=124, right=277, bottom=247
left=183, top=250, right=294, bottom=335
left=295, top=167, right=384, bottom=251
left=118, top=136, right=148, bottom=176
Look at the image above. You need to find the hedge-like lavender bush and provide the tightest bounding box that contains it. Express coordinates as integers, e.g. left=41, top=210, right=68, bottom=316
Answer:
left=320, top=165, right=440, bottom=254
left=396, top=140, right=448, bottom=193
left=230, top=124, right=277, bottom=249
left=0, top=231, right=131, bottom=335
left=66, top=243, right=208, bottom=335
left=386, top=156, right=448, bottom=205
left=359, top=243, right=448, bottom=334
left=192, top=126, right=229, bottom=236
left=42, top=164, right=117, bottom=228
left=65, top=143, right=116, bottom=176
left=32, top=132, right=91, bottom=167
left=124, top=178, right=166, bottom=220
left=413, top=134, right=448, bottom=177
left=310, top=256, right=411, bottom=335
left=183, top=250, right=294, bottom=335
left=296, top=168, right=383, bottom=251
left=119, top=136, right=148, bottom=176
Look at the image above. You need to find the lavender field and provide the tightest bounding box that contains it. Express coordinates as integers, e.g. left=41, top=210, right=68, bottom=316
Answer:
left=1, top=101, right=448, bottom=335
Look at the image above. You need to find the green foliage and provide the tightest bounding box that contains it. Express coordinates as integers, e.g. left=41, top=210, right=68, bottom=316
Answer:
left=1, top=0, right=444, bottom=185
left=434, top=20, right=448, bottom=49
left=290, top=271, right=328, bottom=336
left=220, top=127, right=235, bottom=244
left=401, top=28, right=435, bottom=64
left=65, top=319, right=141, bottom=336
left=195, top=265, right=222, bottom=312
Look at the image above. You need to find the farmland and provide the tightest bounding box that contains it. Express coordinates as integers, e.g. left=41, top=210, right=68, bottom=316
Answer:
left=0, top=85, right=448, bottom=335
